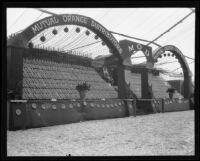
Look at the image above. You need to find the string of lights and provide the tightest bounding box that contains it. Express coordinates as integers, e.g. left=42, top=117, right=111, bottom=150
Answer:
left=35, top=9, right=81, bottom=46
left=79, top=39, right=108, bottom=53
left=160, top=18, right=195, bottom=45
left=126, top=9, right=160, bottom=36
left=171, top=61, right=194, bottom=72
left=36, top=8, right=57, bottom=15
left=59, top=29, right=86, bottom=50
left=66, top=30, right=92, bottom=50
left=131, top=10, right=195, bottom=62
left=147, top=10, right=195, bottom=46
left=8, top=8, right=195, bottom=70
left=8, top=9, right=27, bottom=32
left=110, top=31, right=161, bottom=47
left=123, top=9, right=148, bottom=34
left=155, top=60, right=179, bottom=66
left=68, top=31, right=103, bottom=51
left=110, top=9, right=137, bottom=31
left=69, top=41, right=102, bottom=51
left=143, top=9, right=183, bottom=37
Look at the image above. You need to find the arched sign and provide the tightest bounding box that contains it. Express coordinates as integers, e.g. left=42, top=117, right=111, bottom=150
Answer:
left=9, top=14, right=123, bottom=60
left=153, top=45, right=193, bottom=98
left=119, top=39, right=153, bottom=67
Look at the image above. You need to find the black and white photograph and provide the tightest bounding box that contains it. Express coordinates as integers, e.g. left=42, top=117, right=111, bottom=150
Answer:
left=2, top=1, right=199, bottom=158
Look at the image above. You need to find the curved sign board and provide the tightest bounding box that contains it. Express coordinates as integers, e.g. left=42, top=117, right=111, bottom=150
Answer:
left=153, top=45, right=193, bottom=98
left=153, top=45, right=191, bottom=76
left=119, top=39, right=153, bottom=66
left=19, top=14, right=122, bottom=59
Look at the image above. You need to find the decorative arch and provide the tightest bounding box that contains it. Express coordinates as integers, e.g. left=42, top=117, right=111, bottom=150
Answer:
left=119, top=39, right=153, bottom=67
left=153, top=45, right=193, bottom=98
left=7, top=14, right=131, bottom=99
left=8, top=14, right=123, bottom=60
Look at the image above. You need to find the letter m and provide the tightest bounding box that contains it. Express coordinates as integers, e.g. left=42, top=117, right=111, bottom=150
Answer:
left=31, top=25, right=39, bottom=34
left=128, top=45, right=134, bottom=52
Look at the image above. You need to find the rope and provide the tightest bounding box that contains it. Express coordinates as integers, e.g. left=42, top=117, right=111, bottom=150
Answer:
left=110, top=31, right=161, bottom=47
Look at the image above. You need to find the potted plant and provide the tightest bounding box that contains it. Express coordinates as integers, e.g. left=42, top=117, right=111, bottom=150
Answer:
left=166, top=87, right=176, bottom=99
left=75, top=82, right=91, bottom=100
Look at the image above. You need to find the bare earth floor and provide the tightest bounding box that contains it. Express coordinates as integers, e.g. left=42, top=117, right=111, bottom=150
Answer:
left=7, top=110, right=194, bottom=156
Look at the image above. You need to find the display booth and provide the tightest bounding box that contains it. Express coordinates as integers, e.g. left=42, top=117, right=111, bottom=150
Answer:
left=7, top=14, right=192, bottom=130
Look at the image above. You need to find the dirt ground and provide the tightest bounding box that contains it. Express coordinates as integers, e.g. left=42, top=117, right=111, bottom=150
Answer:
left=7, top=110, right=194, bottom=156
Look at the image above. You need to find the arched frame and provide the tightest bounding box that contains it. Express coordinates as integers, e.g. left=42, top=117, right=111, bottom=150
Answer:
left=10, top=14, right=123, bottom=60
left=8, top=14, right=131, bottom=99
left=153, top=45, right=193, bottom=98
left=119, top=39, right=153, bottom=67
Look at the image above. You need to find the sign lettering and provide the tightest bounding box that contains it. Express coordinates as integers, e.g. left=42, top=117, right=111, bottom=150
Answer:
left=31, top=17, right=60, bottom=34
left=127, top=42, right=150, bottom=57
left=128, top=45, right=135, bottom=53
left=119, top=39, right=153, bottom=62
left=26, top=14, right=122, bottom=55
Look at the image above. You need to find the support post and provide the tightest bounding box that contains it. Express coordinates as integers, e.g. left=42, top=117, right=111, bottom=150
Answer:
left=184, top=72, right=192, bottom=98
left=117, top=63, right=127, bottom=99
left=133, top=99, right=136, bottom=117
left=141, top=68, right=149, bottom=99
left=162, top=98, right=165, bottom=113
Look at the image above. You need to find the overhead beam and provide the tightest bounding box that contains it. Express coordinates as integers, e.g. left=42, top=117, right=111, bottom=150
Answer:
left=35, top=8, right=58, bottom=16
left=110, top=31, right=162, bottom=47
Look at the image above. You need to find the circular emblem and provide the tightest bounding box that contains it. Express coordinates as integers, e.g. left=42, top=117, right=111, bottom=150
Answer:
left=28, top=42, right=33, bottom=48
left=137, top=43, right=142, bottom=50
left=52, top=29, right=58, bottom=35
left=41, top=104, right=46, bottom=110
left=119, top=48, right=123, bottom=54
left=52, top=105, right=57, bottom=109
left=160, top=49, right=165, bottom=54
left=128, top=104, right=132, bottom=108
left=178, top=100, right=182, bottom=104
left=61, top=104, right=66, bottom=109
left=40, top=36, right=46, bottom=42
left=16, top=109, right=21, bottom=115
left=76, top=27, right=80, bottom=33
left=64, top=27, right=69, bottom=32
left=94, top=35, right=99, bottom=40
left=32, top=103, right=37, bottom=109
left=85, top=30, right=90, bottom=35
left=69, top=104, right=73, bottom=108
left=83, top=101, right=87, bottom=106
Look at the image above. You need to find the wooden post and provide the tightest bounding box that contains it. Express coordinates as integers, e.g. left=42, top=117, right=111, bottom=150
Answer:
left=117, top=63, right=127, bottom=99
left=133, top=99, right=136, bottom=117
left=161, top=98, right=165, bottom=113
left=184, top=72, right=192, bottom=98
